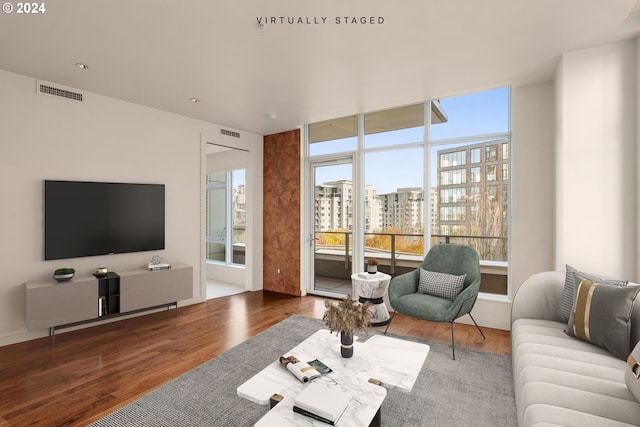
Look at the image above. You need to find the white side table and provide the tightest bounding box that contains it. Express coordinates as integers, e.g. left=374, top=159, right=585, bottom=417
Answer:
left=350, top=272, right=391, bottom=326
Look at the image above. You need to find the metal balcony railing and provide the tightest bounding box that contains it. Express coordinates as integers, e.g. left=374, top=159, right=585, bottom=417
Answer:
left=314, top=231, right=507, bottom=275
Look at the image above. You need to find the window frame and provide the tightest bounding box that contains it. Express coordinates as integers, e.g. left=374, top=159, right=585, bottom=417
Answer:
left=304, top=87, right=511, bottom=298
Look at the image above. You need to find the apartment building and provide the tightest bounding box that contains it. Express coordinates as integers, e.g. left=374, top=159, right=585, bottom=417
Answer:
left=380, top=188, right=424, bottom=234
left=436, top=140, right=509, bottom=238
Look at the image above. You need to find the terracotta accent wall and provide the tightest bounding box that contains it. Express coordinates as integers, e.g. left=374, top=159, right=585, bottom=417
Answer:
left=263, top=129, right=302, bottom=296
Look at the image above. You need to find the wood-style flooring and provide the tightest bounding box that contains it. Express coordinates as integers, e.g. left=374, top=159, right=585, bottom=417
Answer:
left=0, top=291, right=511, bottom=427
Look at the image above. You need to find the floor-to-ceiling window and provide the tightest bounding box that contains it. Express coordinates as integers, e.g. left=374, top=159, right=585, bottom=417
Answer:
left=429, top=87, right=510, bottom=294
left=363, top=103, right=426, bottom=278
left=305, top=86, right=510, bottom=297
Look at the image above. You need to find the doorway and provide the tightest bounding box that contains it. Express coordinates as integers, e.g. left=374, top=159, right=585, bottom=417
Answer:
left=205, top=142, right=249, bottom=300
left=309, top=158, right=354, bottom=297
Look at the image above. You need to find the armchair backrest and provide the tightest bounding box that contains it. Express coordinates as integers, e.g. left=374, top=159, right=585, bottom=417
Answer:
left=420, top=244, right=481, bottom=289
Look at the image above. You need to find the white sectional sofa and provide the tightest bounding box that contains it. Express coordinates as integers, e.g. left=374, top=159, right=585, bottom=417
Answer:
left=511, top=270, right=640, bottom=426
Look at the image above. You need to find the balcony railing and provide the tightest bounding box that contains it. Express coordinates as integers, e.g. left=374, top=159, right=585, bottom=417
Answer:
left=316, top=231, right=506, bottom=272
left=314, top=231, right=508, bottom=294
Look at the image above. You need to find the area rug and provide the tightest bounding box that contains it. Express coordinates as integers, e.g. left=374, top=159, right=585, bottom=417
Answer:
left=90, top=315, right=516, bottom=426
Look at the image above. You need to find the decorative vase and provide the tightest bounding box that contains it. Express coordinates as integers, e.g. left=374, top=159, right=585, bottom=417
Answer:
left=340, top=331, right=354, bottom=358
left=367, top=265, right=377, bottom=274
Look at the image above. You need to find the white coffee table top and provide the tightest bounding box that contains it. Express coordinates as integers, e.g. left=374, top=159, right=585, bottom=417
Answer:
left=237, top=329, right=430, bottom=426
left=255, top=376, right=386, bottom=427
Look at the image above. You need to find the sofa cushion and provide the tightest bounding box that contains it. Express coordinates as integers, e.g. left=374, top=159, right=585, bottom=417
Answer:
left=554, top=264, right=628, bottom=323
left=512, top=318, right=640, bottom=426
left=417, top=269, right=465, bottom=301
left=512, top=319, right=625, bottom=390
left=520, top=381, right=640, bottom=426
left=566, top=276, right=640, bottom=360
left=524, top=401, right=640, bottom=427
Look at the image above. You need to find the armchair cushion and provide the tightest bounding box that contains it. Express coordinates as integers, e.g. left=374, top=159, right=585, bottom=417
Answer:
left=418, top=269, right=466, bottom=301
left=393, top=292, right=455, bottom=322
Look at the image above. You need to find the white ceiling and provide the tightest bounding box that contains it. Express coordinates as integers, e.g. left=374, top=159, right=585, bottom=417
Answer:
left=1, top=0, right=639, bottom=136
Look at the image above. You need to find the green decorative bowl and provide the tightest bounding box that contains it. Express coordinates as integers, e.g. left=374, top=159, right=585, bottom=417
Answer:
left=53, top=273, right=74, bottom=282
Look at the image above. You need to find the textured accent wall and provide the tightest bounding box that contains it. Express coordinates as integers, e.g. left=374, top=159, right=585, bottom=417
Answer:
left=263, top=129, right=301, bottom=296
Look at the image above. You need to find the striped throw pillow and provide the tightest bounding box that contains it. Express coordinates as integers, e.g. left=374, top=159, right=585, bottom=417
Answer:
left=418, top=269, right=466, bottom=301
left=566, top=275, right=640, bottom=360
left=554, top=264, right=628, bottom=323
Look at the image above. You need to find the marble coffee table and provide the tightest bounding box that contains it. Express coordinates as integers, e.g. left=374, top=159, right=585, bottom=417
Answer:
left=237, top=329, right=430, bottom=426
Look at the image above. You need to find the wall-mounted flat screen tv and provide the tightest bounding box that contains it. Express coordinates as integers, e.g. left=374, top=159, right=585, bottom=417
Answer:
left=44, top=180, right=165, bottom=260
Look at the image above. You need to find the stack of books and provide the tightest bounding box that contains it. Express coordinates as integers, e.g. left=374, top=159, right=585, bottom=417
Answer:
left=293, top=382, right=351, bottom=425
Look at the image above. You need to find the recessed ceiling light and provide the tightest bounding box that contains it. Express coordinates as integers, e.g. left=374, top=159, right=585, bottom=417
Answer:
left=189, top=97, right=200, bottom=103
left=75, top=62, right=89, bottom=70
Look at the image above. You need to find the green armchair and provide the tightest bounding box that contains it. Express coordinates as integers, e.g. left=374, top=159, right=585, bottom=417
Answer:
left=384, top=244, right=485, bottom=359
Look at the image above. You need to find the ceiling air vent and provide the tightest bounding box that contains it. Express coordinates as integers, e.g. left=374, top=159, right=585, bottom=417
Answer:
left=37, top=81, right=84, bottom=102
left=220, top=128, right=240, bottom=138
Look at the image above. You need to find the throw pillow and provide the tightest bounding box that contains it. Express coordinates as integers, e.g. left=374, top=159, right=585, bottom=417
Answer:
left=565, top=274, right=640, bottom=360
left=418, top=269, right=466, bottom=301
left=554, top=264, right=628, bottom=323
left=626, top=341, right=640, bottom=403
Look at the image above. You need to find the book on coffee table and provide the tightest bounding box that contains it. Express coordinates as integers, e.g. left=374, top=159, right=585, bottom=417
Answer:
left=293, top=382, right=351, bottom=425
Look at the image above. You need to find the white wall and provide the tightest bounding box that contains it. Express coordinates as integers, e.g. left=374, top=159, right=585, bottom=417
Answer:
left=204, top=139, right=264, bottom=292
left=0, top=69, right=261, bottom=345
left=510, top=82, right=556, bottom=291
left=555, top=39, right=638, bottom=280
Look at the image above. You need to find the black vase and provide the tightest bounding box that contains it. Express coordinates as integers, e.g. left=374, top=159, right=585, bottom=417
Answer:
left=340, top=331, right=354, bottom=358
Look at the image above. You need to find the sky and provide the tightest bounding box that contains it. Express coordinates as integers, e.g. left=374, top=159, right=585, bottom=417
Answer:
left=314, top=86, right=509, bottom=194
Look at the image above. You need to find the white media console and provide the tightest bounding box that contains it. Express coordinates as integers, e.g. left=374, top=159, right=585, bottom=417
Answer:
left=25, top=263, right=193, bottom=337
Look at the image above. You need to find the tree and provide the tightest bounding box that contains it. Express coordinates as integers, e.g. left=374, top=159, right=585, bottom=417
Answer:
left=467, top=185, right=507, bottom=261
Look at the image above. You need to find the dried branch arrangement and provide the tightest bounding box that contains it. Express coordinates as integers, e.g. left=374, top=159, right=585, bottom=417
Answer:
left=322, top=295, right=373, bottom=338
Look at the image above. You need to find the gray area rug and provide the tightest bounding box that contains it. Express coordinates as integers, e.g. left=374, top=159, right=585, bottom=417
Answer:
left=90, top=315, right=516, bottom=426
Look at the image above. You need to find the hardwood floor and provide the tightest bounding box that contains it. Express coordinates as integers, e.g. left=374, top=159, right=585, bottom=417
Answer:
left=0, top=291, right=511, bottom=427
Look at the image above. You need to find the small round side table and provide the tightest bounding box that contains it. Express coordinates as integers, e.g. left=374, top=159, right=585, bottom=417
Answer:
left=350, top=272, right=391, bottom=326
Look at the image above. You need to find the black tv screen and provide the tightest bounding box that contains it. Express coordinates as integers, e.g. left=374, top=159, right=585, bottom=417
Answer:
left=44, top=180, right=165, bottom=260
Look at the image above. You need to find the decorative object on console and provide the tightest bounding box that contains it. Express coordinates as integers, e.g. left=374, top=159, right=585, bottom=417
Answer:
left=148, top=255, right=171, bottom=271
left=53, top=267, right=75, bottom=282
left=95, top=267, right=108, bottom=276
left=323, top=295, right=372, bottom=358
left=366, top=258, right=379, bottom=274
